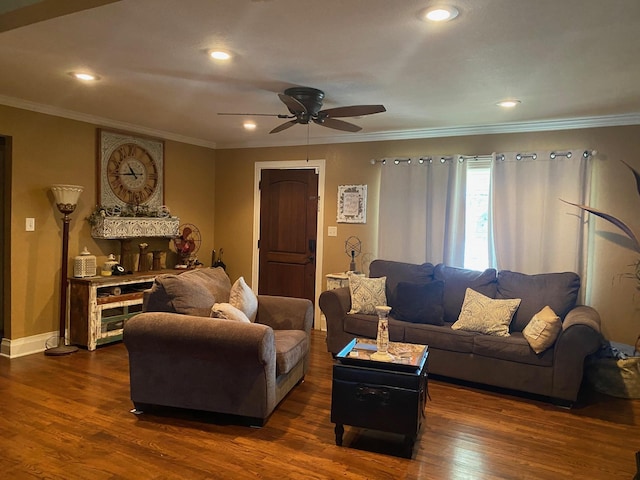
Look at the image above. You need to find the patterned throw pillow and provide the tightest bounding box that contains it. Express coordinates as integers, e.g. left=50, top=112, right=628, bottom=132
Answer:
left=452, top=288, right=521, bottom=337
left=522, top=306, right=562, bottom=353
left=348, top=274, right=387, bottom=315
left=229, top=276, right=258, bottom=322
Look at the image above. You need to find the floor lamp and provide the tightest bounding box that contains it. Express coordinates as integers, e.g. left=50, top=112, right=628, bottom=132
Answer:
left=45, top=184, right=83, bottom=356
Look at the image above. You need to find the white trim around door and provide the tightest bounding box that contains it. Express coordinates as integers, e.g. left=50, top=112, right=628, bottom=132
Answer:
left=252, top=159, right=326, bottom=330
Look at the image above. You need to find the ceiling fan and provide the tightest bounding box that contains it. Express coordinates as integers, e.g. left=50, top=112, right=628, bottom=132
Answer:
left=218, top=87, right=386, bottom=134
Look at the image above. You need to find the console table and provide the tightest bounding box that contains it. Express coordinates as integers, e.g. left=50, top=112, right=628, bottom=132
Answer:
left=67, top=270, right=175, bottom=351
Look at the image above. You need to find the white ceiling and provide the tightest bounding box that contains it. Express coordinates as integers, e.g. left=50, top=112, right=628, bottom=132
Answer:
left=1, top=0, right=639, bottom=149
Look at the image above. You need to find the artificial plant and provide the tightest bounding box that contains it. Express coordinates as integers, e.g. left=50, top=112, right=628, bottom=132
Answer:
left=563, top=159, right=640, bottom=261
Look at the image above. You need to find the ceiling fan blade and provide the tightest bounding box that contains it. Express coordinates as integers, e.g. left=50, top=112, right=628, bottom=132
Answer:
left=269, top=119, right=298, bottom=134
left=319, top=105, right=386, bottom=118
left=218, top=112, right=291, bottom=117
left=278, top=93, right=307, bottom=114
left=313, top=117, right=362, bottom=132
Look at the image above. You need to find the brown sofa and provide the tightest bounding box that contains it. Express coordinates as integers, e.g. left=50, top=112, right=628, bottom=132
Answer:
left=123, top=267, right=313, bottom=425
left=319, top=259, right=602, bottom=405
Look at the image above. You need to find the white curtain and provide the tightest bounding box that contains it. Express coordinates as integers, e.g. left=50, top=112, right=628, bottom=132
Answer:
left=490, top=151, right=590, bottom=277
left=378, top=157, right=466, bottom=266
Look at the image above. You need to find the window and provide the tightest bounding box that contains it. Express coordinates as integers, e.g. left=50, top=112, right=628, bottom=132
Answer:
left=463, top=161, right=491, bottom=270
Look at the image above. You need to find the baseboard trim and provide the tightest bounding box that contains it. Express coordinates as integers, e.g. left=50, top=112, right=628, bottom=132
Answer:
left=0, top=331, right=58, bottom=358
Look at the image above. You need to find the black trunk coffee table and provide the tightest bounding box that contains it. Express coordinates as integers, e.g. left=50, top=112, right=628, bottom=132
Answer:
left=331, top=338, right=429, bottom=458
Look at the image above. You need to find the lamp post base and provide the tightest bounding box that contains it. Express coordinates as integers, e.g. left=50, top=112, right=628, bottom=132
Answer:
left=45, top=338, right=78, bottom=356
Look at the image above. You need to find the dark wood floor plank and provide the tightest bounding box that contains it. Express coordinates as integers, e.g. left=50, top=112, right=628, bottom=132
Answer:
left=0, top=330, right=638, bottom=479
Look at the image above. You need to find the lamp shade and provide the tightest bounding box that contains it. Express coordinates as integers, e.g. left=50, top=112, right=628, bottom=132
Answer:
left=51, top=184, right=83, bottom=208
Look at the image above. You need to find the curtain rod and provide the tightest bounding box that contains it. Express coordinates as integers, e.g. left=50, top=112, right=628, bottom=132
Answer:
left=370, top=150, right=596, bottom=165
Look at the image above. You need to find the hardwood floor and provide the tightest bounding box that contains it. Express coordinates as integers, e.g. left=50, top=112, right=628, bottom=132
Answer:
left=0, top=330, right=638, bottom=479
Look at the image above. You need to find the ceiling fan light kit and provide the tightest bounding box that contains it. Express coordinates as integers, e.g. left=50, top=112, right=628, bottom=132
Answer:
left=219, top=86, right=386, bottom=134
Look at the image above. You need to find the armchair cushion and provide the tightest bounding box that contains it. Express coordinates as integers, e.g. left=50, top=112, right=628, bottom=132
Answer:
left=274, top=330, right=309, bottom=376
left=143, top=267, right=231, bottom=314
left=155, top=274, right=216, bottom=317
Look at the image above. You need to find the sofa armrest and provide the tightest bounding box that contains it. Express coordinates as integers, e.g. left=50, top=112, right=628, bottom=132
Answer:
left=552, top=305, right=602, bottom=402
left=562, top=305, right=601, bottom=333
left=124, top=312, right=277, bottom=419
left=256, top=295, right=313, bottom=335
left=319, top=287, right=355, bottom=354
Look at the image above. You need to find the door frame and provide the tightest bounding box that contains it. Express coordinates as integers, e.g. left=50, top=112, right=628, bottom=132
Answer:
left=252, top=159, right=325, bottom=330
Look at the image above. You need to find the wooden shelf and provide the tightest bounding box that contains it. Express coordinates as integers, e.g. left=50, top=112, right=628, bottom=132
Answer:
left=68, top=270, right=177, bottom=350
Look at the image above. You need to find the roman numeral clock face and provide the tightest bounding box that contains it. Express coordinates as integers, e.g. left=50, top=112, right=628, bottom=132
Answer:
left=99, top=130, right=164, bottom=209
left=107, top=143, right=158, bottom=205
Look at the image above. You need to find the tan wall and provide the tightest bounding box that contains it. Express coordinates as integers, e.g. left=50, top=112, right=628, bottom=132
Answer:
left=0, top=105, right=216, bottom=340
left=2, top=101, right=638, bottom=346
left=216, top=125, right=640, bottom=344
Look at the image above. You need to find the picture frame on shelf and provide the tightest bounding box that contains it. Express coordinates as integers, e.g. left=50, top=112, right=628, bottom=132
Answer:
left=337, top=184, right=367, bottom=224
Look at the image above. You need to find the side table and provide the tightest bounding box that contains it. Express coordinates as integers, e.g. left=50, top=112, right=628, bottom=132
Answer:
left=331, top=338, right=429, bottom=458
left=325, top=272, right=365, bottom=290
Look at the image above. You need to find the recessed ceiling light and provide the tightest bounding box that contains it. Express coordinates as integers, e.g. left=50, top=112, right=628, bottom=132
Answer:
left=209, top=50, right=232, bottom=61
left=497, top=100, right=521, bottom=108
left=70, top=71, right=99, bottom=81
left=243, top=121, right=256, bottom=131
left=421, top=6, right=459, bottom=22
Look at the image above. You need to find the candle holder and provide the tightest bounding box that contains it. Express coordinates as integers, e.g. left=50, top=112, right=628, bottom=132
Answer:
left=370, top=305, right=394, bottom=362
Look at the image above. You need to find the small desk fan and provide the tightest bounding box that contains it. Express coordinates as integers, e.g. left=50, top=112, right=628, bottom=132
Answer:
left=345, top=236, right=362, bottom=272
left=173, top=223, right=202, bottom=266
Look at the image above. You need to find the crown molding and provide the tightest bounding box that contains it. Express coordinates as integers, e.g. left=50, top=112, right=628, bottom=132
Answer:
left=217, top=113, right=640, bottom=149
left=0, top=95, right=218, bottom=149
left=2, top=94, right=638, bottom=150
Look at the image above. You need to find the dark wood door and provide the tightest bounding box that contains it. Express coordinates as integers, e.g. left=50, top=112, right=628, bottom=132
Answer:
left=258, top=169, right=318, bottom=302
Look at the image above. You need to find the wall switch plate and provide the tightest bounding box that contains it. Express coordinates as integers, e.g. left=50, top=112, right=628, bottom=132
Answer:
left=25, top=217, right=35, bottom=231
left=328, top=226, right=337, bottom=237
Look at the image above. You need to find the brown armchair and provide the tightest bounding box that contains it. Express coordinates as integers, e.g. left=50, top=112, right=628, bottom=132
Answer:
left=124, top=267, right=313, bottom=425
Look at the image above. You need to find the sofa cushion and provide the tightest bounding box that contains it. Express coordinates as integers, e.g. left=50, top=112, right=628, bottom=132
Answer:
left=403, top=322, right=476, bottom=353
left=348, top=275, right=387, bottom=315
left=391, top=281, right=445, bottom=325
left=496, top=270, right=580, bottom=332
left=472, top=333, right=554, bottom=367
left=452, top=288, right=521, bottom=337
left=522, top=306, right=562, bottom=353
left=273, top=330, right=308, bottom=376
left=229, top=276, right=258, bottom=322
left=370, top=259, right=435, bottom=307
left=210, top=302, right=251, bottom=323
left=434, top=264, right=498, bottom=323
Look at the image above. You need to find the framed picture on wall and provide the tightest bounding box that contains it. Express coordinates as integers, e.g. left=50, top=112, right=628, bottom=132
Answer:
left=337, top=184, right=367, bottom=223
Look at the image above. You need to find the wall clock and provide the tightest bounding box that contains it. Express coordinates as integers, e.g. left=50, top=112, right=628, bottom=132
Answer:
left=98, top=129, right=164, bottom=209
